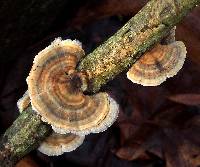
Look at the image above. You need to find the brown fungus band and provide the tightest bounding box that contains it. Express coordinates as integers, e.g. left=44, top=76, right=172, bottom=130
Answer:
left=127, top=41, right=187, bottom=86
left=27, top=38, right=119, bottom=136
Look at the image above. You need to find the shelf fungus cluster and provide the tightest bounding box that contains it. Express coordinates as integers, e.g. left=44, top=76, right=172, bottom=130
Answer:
left=127, top=28, right=187, bottom=86
left=18, top=38, right=119, bottom=156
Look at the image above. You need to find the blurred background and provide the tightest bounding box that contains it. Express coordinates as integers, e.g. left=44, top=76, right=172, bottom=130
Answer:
left=0, top=0, right=200, bottom=167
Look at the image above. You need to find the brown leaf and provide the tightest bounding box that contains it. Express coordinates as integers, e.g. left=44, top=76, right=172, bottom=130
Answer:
left=176, top=7, right=200, bottom=65
left=116, top=145, right=150, bottom=161
left=118, top=122, right=138, bottom=145
left=168, top=94, right=200, bottom=106
left=70, top=0, right=148, bottom=28
left=115, top=105, right=200, bottom=166
left=15, top=155, right=39, bottom=167
left=163, top=128, right=200, bottom=167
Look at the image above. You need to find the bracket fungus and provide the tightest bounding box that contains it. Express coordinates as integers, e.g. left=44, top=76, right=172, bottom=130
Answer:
left=38, top=133, right=85, bottom=156
left=27, top=38, right=119, bottom=136
left=127, top=34, right=187, bottom=86
left=17, top=91, right=85, bottom=156
left=17, top=90, right=30, bottom=112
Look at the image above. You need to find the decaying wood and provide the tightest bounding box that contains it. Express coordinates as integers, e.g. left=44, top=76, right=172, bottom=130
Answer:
left=0, top=0, right=200, bottom=166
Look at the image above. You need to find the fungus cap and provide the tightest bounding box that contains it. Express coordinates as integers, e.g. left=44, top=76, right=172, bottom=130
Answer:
left=17, top=90, right=30, bottom=112
left=52, top=93, right=119, bottom=135
left=38, top=133, right=85, bottom=156
left=127, top=41, right=187, bottom=86
left=27, top=38, right=119, bottom=136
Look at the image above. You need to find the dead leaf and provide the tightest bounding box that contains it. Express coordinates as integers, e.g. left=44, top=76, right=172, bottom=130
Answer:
left=115, top=107, right=200, bottom=166
left=70, top=0, right=148, bottom=28
left=15, top=155, right=39, bottom=167
left=168, top=94, right=200, bottom=106
left=176, top=7, right=200, bottom=65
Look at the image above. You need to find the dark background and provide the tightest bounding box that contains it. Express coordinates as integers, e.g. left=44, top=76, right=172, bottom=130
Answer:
left=0, top=1, right=200, bottom=167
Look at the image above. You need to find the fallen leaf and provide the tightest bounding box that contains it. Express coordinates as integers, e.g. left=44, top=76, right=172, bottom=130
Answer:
left=115, top=108, right=200, bottom=167
left=70, top=0, right=148, bottom=28
left=15, top=155, right=39, bottom=167
left=168, top=94, right=200, bottom=106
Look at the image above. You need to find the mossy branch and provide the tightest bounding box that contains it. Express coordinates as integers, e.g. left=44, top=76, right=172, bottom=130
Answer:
left=0, top=0, right=200, bottom=166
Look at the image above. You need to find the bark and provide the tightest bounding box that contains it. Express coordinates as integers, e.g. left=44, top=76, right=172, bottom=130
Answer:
left=0, top=0, right=200, bottom=166
left=0, top=107, right=51, bottom=167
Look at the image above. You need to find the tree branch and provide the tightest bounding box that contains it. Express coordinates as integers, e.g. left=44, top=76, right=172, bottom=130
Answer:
left=0, top=0, right=200, bottom=166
